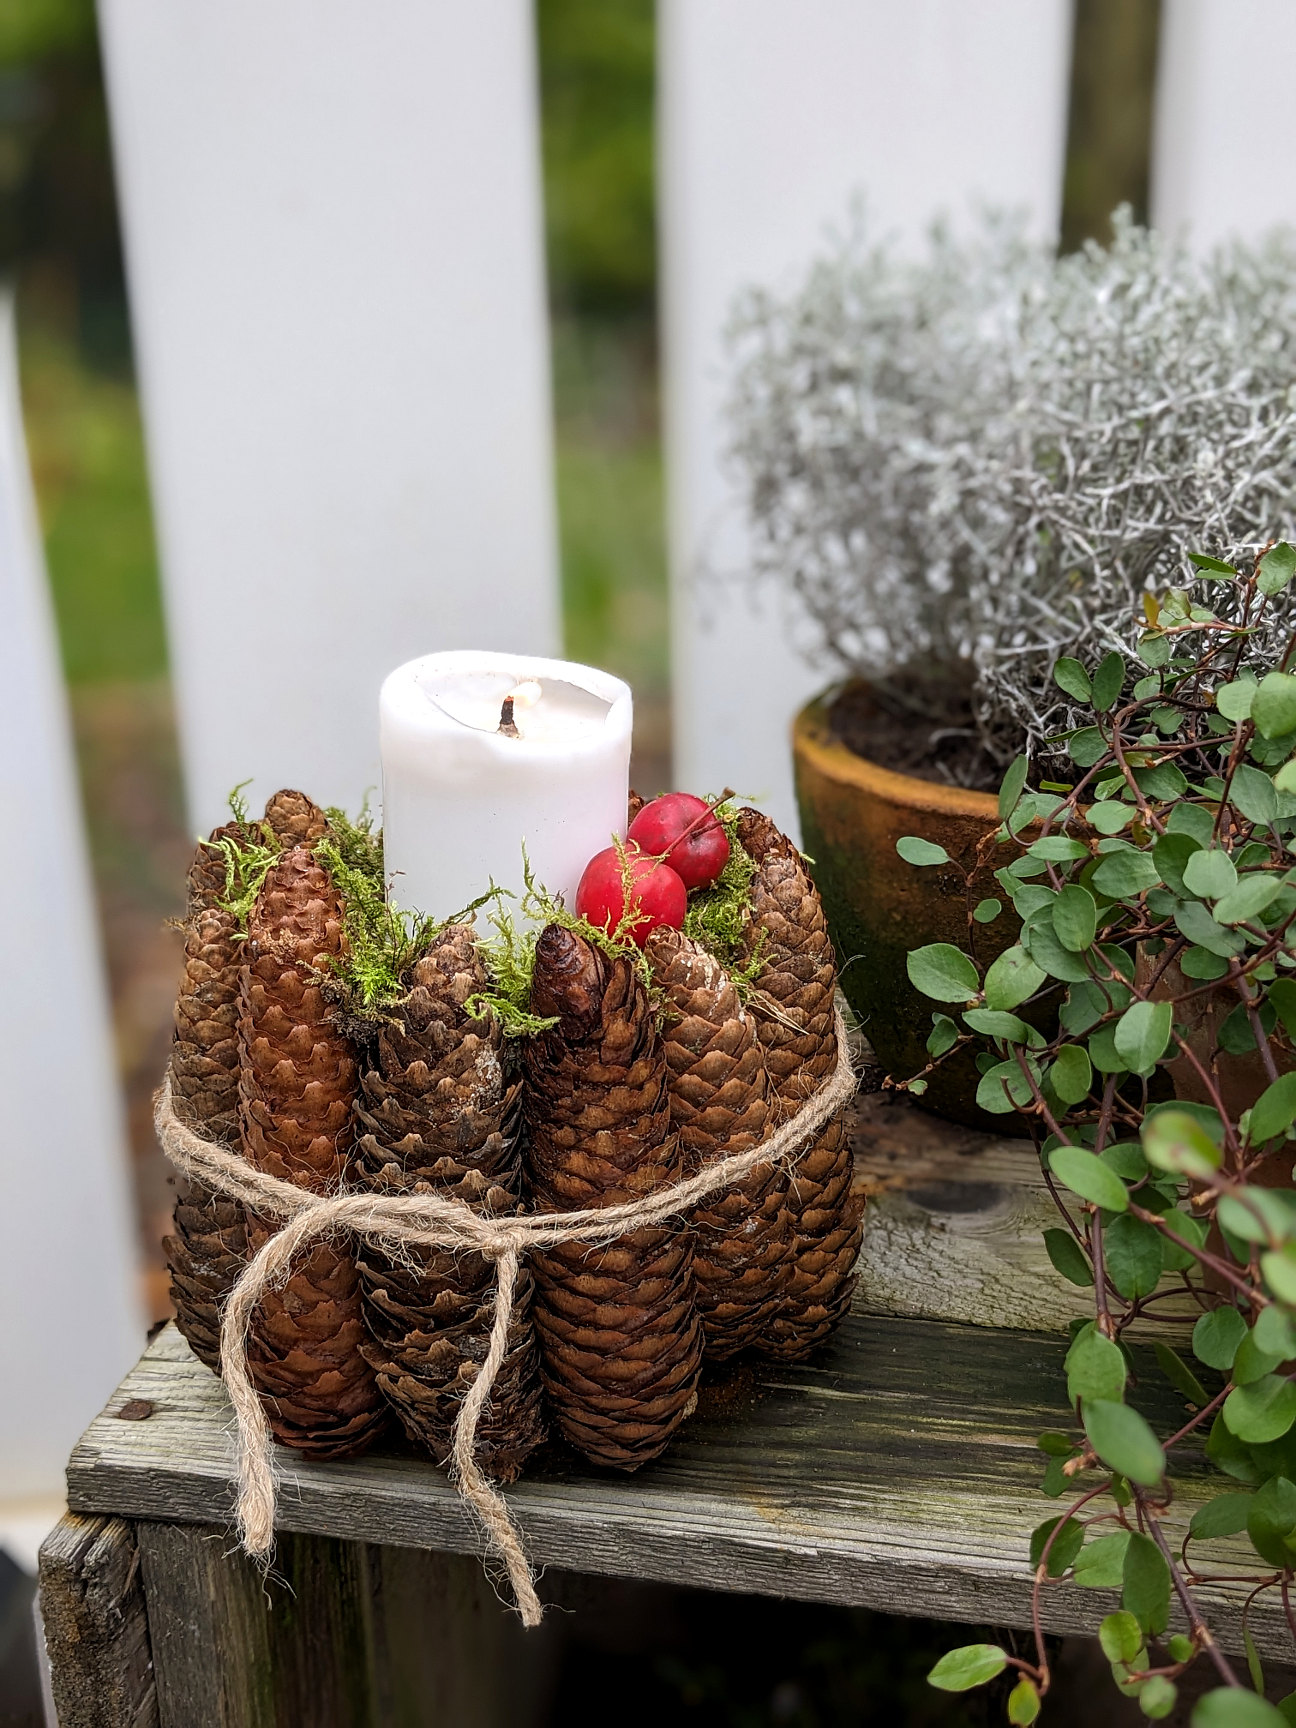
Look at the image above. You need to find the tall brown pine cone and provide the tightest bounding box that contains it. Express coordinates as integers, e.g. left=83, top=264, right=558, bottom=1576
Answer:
left=185, top=820, right=244, bottom=916
left=167, top=806, right=254, bottom=1370
left=525, top=926, right=702, bottom=1469
left=239, top=845, right=386, bottom=1458
left=164, top=896, right=246, bottom=1370
left=737, top=808, right=864, bottom=1360
left=352, top=924, right=545, bottom=1481
left=647, top=929, right=789, bottom=1358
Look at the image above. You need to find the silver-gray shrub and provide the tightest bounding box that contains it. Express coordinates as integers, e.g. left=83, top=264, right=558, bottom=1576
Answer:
left=726, top=210, right=1296, bottom=768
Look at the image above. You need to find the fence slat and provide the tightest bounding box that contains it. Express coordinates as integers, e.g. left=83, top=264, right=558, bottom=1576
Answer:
left=98, top=0, right=560, bottom=831
left=0, top=296, right=144, bottom=1501
left=1152, top=0, right=1296, bottom=247
left=660, top=0, right=1073, bottom=835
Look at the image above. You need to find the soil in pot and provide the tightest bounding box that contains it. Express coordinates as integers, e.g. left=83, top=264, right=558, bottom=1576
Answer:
left=794, top=677, right=1030, bottom=1132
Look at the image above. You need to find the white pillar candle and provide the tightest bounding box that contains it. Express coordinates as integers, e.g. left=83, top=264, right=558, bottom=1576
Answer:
left=380, top=651, right=633, bottom=920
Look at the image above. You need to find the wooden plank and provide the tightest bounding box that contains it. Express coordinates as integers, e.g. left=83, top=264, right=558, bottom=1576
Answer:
left=135, top=1522, right=558, bottom=1728
left=37, top=1512, right=158, bottom=1728
left=849, top=1091, right=1199, bottom=1336
left=66, top=1322, right=1290, bottom=1660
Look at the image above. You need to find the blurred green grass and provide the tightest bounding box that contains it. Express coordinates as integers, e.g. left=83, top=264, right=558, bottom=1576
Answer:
left=20, top=309, right=165, bottom=683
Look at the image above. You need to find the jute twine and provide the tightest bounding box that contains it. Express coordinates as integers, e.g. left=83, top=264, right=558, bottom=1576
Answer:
left=154, top=1008, right=856, bottom=1627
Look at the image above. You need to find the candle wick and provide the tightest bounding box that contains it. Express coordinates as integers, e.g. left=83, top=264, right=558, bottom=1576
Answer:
left=498, top=696, right=520, bottom=738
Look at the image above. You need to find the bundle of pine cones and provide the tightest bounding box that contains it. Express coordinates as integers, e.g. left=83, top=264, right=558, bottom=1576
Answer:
left=165, top=790, right=865, bottom=1478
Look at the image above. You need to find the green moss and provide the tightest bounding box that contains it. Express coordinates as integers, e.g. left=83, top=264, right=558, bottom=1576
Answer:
left=681, top=797, right=765, bottom=988
left=315, top=806, right=439, bottom=1025
left=205, top=784, right=278, bottom=932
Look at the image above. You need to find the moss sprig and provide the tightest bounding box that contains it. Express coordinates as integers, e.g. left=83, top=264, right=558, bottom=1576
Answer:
left=682, top=797, right=758, bottom=971
left=207, top=783, right=279, bottom=932
left=467, top=890, right=561, bottom=1039
left=315, top=808, right=439, bottom=1024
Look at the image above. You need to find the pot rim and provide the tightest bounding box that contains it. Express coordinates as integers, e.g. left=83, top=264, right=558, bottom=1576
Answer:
left=794, top=684, right=1000, bottom=820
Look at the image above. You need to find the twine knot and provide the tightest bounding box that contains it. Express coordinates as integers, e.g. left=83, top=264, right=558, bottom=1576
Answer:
left=155, top=1007, right=856, bottom=1628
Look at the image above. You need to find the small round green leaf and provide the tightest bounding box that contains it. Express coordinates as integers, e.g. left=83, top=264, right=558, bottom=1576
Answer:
left=1008, top=1676, right=1042, bottom=1725
left=973, top=896, right=1002, bottom=924
left=1224, top=1375, right=1296, bottom=1444
left=927, top=1643, right=1008, bottom=1692
left=1103, top=1213, right=1165, bottom=1299
left=1066, top=1323, right=1127, bottom=1403
left=1143, top=1109, right=1223, bottom=1177
left=1092, top=651, right=1126, bottom=713
left=1030, top=1514, right=1085, bottom=1576
left=1049, top=1146, right=1130, bottom=1211
left=896, top=836, right=951, bottom=867
left=1053, top=656, right=1092, bottom=702
left=926, top=1014, right=959, bottom=1057
left=1246, top=1475, right=1296, bottom=1567
left=1192, top=1689, right=1287, bottom=1726
left=1259, top=542, right=1296, bottom=597
left=1262, top=1247, right=1296, bottom=1304
left=1044, top=1227, right=1093, bottom=1287
left=906, top=943, right=980, bottom=1002
left=1084, top=1400, right=1166, bottom=1486
left=1091, top=850, right=1161, bottom=898
left=983, top=945, right=1046, bottom=1010
left=1122, top=1530, right=1171, bottom=1632
left=1099, top=1609, right=1144, bottom=1665
left=1193, top=1307, right=1247, bottom=1371
left=1216, top=678, right=1258, bottom=723
left=1139, top=1676, right=1177, bottom=1720
left=975, top=1059, right=1035, bottom=1114
left=1248, top=1072, right=1296, bottom=1147
left=1183, top=849, right=1238, bottom=900
left=1114, top=1000, right=1173, bottom=1075
left=1213, top=873, right=1284, bottom=926
left=1252, top=672, right=1296, bottom=740
left=1088, top=799, right=1133, bottom=835
left=1051, top=1044, right=1093, bottom=1105
left=1189, top=1493, right=1254, bottom=1541
left=1053, top=884, right=1098, bottom=952
left=1230, top=764, right=1279, bottom=826
left=963, top=1008, right=1034, bottom=1043
left=1072, top=1529, right=1131, bottom=1587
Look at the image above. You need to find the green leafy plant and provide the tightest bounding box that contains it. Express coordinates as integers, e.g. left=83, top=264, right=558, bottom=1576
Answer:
left=899, top=549, right=1296, bottom=1722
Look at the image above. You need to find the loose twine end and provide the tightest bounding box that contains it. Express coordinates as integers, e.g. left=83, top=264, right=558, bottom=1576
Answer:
left=155, top=1007, right=856, bottom=1626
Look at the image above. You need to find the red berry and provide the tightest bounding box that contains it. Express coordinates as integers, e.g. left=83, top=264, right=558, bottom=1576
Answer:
left=574, top=844, right=687, bottom=947
left=627, top=793, right=730, bottom=890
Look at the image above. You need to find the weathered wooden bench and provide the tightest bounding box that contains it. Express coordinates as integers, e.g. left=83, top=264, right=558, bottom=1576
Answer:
left=38, top=1094, right=1290, bottom=1726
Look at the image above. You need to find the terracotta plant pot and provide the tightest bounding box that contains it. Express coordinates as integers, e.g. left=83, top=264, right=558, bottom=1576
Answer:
left=793, top=682, right=1017, bottom=1129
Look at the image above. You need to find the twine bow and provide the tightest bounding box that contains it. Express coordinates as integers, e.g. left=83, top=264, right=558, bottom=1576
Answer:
left=154, top=1008, right=856, bottom=1627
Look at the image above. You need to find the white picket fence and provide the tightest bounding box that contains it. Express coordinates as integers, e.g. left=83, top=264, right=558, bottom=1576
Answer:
left=5, top=0, right=1296, bottom=1527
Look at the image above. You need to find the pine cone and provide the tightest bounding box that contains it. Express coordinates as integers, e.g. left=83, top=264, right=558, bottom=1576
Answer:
left=352, top=924, right=545, bottom=1481
left=263, top=788, right=328, bottom=846
left=736, top=809, right=864, bottom=1359
left=185, top=820, right=244, bottom=916
left=525, top=926, right=702, bottom=1470
left=647, top=928, right=788, bottom=1358
left=239, top=846, right=385, bottom=1458
left=164, top=898, right=246, bottom=1371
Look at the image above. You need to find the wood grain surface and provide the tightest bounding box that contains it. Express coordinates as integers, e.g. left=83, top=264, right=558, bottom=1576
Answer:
left=65, top=1319, right=1288, bottom=1659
